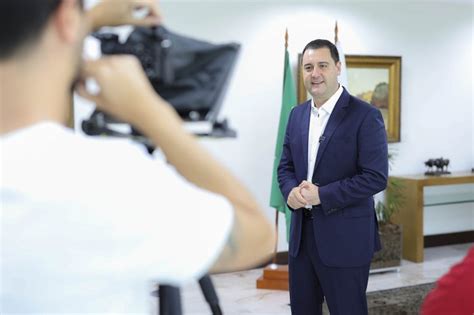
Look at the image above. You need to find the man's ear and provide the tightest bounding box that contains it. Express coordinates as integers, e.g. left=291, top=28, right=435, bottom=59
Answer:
left=336, top=61, right=341, bottom=75
left=53, top=0, right=82, bottom=44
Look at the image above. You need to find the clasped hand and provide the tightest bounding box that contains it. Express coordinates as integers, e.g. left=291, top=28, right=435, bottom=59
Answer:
left=287, top=180, right=320, bottom=210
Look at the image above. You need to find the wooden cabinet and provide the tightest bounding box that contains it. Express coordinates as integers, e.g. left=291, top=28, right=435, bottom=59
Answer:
left=388, top=172, right=474, bottom=262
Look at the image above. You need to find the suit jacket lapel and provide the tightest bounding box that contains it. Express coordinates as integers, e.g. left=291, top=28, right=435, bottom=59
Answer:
left=300, top=100, right=311, bottom=178
left=313, top=89, right=350, bottom=174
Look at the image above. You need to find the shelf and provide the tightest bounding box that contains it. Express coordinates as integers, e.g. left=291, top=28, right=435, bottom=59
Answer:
left=389, top=171, right=474, bottom=262
left=424, top=192, right=474, bottom=207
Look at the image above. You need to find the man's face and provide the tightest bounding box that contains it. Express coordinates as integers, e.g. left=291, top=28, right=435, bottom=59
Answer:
left=302, top=47, right=341, bottom=104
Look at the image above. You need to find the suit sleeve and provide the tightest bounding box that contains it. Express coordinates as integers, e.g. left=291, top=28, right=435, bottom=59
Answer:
left=318, top=107, right=388, bottom=214
left=277, top=108, right=299, bottom=210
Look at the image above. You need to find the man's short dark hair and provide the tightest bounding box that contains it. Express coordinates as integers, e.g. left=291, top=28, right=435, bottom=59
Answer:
left=0, top=0, right=64, bottom=60
left=302, top=39, right=340, bottom=64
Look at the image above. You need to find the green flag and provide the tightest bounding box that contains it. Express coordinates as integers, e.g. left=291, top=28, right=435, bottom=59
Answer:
left=269, top=48, right=297, bottom=241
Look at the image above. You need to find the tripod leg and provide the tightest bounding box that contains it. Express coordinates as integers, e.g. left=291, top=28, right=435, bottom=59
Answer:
left=199, top=275, right=223, bottom=315
left=158, top=285, right=182, bottom=315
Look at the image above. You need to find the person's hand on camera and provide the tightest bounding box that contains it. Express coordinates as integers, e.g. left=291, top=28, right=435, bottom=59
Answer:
left=87, top=0, right=161, bottom=31
left=76, top=56, right=166, bottom=126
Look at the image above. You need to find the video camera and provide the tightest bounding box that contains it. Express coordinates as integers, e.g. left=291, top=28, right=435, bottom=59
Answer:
left=98, top=27, right=170, bottom=84
left=82, top=26, right=240, bottom=140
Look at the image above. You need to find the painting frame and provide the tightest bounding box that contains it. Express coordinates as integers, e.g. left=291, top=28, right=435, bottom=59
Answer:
left=297, top=54, right=401, bottom=143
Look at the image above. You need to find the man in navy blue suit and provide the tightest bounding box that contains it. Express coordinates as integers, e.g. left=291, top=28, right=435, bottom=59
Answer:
left=278, top=39, right=388, bottom=315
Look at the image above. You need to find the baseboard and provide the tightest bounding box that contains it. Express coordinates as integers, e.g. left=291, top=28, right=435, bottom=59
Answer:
left=424, top=231, right=474, bottom=247
left=260, top=233, right=474, bottom=267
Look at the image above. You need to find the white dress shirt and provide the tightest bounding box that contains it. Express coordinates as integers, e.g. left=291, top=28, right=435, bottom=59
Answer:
left=306, top=85, right=344, bottom=183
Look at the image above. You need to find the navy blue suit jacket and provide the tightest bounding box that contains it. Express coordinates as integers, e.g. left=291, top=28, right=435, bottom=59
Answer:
left=278, top=88, right=388, bottom=268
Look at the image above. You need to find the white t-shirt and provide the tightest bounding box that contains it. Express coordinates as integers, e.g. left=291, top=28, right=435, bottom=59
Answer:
left=0, top=122, right=233, bottom=314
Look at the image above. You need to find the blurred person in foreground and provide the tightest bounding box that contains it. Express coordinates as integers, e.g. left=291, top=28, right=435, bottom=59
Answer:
left=0, top=0, right=274, bottom=312
left=421, top=245, right=474, bottom=315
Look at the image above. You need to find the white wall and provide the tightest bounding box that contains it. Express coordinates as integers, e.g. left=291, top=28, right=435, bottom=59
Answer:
left=77, top=1, right=473, bottom=251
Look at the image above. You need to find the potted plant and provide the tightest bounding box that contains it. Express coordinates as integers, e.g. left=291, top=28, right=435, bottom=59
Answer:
left=371, top=153, right=404, bottom=270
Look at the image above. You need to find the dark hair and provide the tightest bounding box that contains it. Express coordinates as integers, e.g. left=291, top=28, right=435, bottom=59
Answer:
left=0, top=0, right=63, bottom=60
left=301, top=39, right=340, bottom=64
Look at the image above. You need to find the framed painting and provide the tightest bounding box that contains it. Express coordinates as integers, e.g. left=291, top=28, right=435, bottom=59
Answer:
left=346, top=55, right=401, bottom=142
left=297, top=54, right=401, bottom=142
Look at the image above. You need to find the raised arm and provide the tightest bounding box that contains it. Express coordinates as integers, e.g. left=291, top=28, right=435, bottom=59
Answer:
left=76, top=56, right=275, bottom=273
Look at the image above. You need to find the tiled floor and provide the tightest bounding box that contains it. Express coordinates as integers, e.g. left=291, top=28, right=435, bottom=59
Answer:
left=178, top=243, right=472, bottom=315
